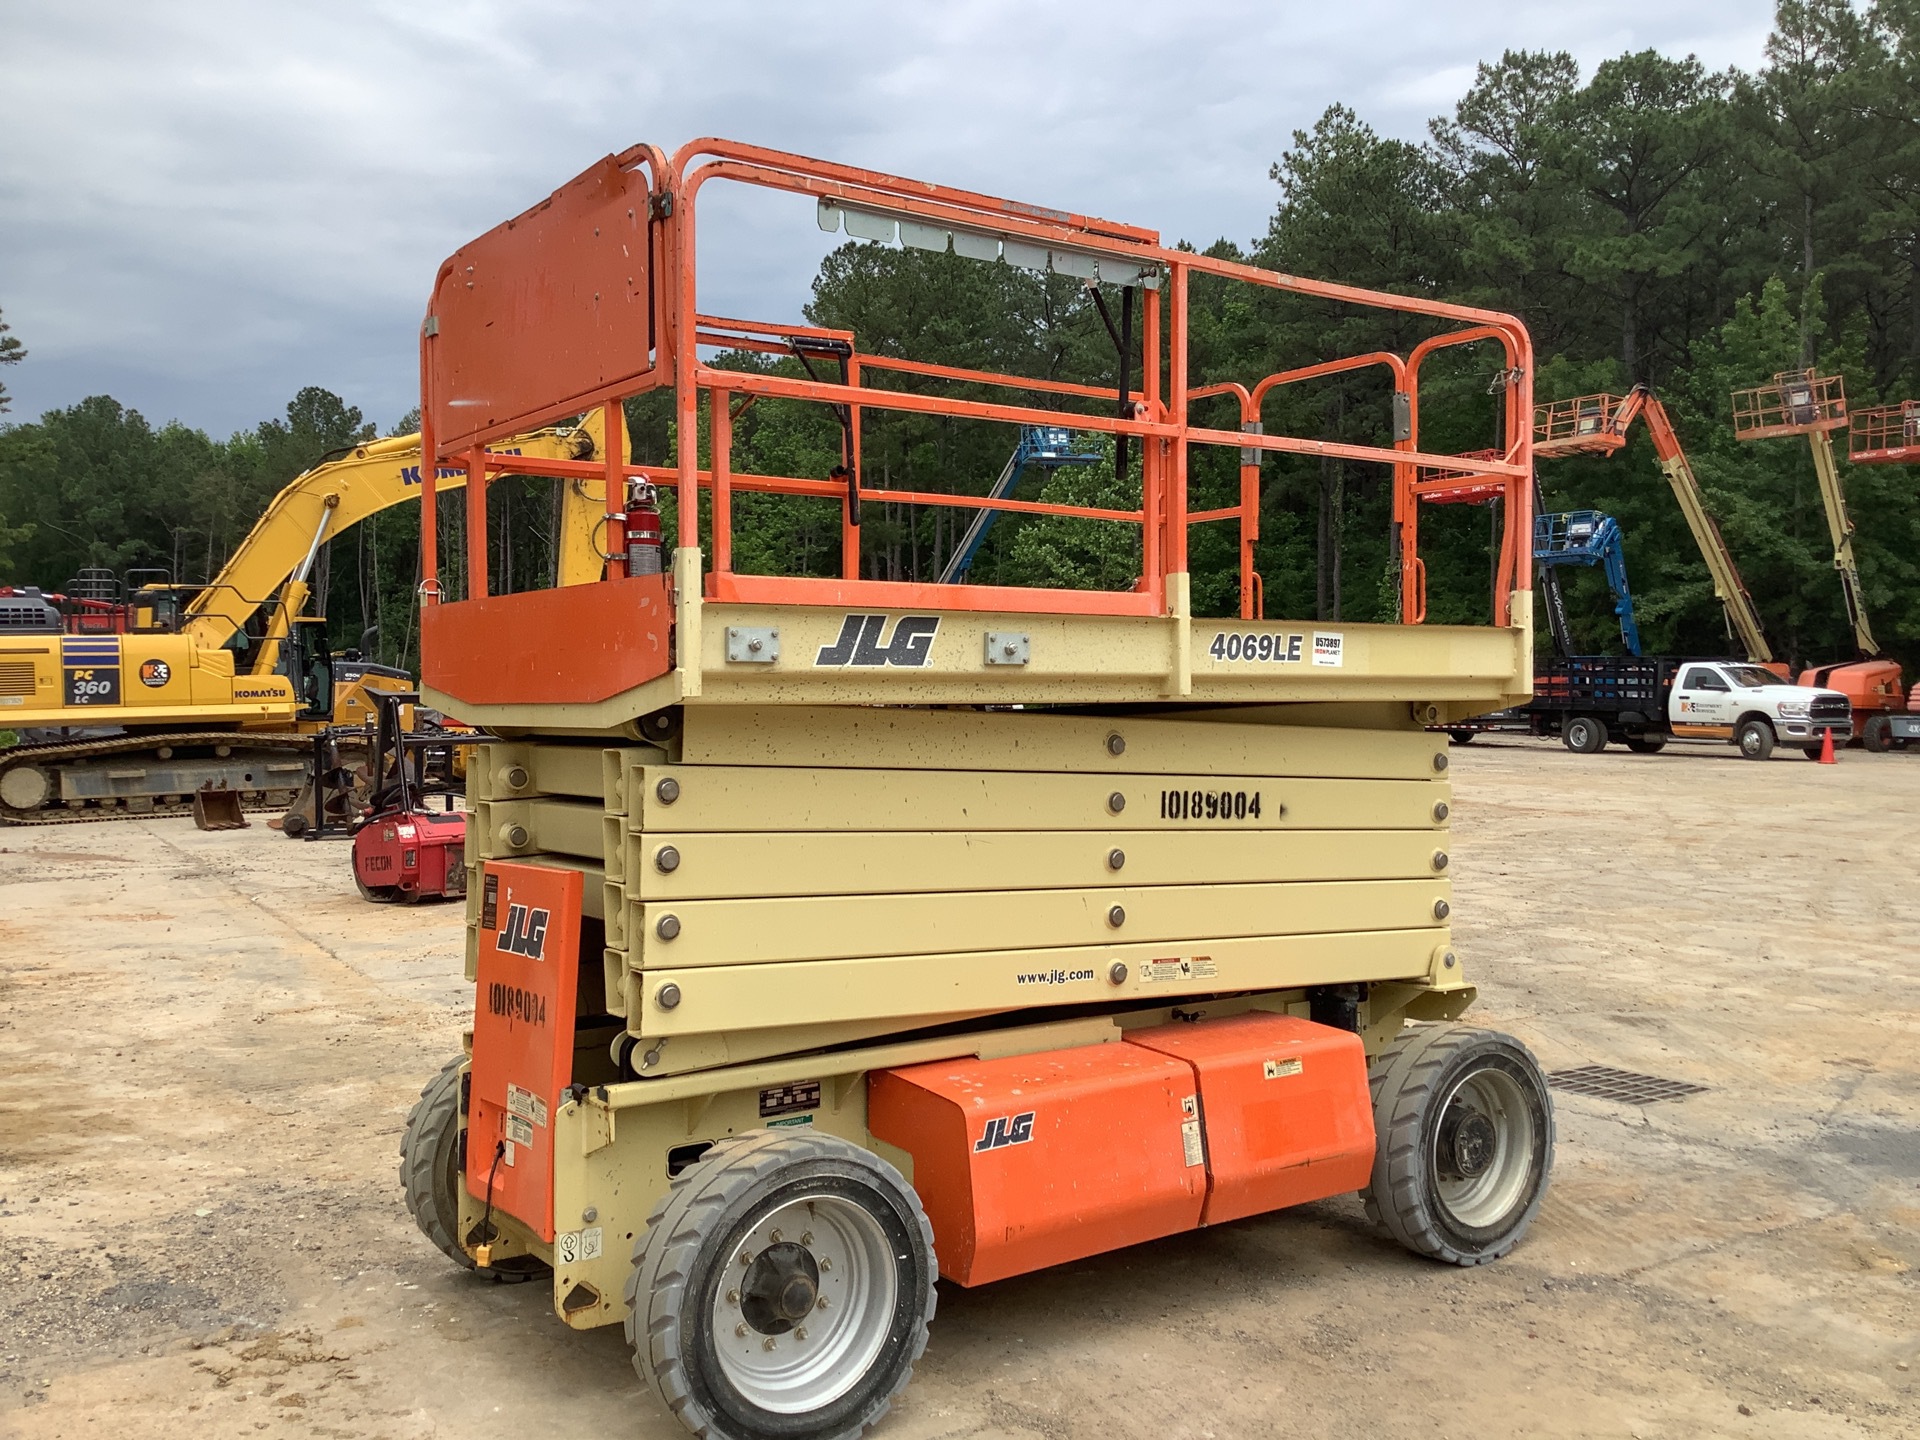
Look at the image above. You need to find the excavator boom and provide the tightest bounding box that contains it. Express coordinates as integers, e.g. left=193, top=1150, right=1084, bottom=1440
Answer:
left=185, top=411, right=606, bottom=655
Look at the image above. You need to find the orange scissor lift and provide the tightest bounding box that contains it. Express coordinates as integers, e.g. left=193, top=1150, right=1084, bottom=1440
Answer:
left=398, top=141, right=1551, bottom=1440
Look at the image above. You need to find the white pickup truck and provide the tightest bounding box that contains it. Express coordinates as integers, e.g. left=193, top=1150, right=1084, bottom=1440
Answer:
left=1661, top=660, right=1856, bottom=758
left=1460, top=657, right=1856, bottom=759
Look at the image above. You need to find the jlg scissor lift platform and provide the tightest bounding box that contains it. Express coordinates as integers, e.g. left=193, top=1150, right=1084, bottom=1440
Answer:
left=397, top=140, right=1554, bottom=1440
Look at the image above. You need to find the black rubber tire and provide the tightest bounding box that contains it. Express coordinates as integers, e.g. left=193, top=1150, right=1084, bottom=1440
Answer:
left=1802, top=746, right=1825, bottom=760
left=1447, top=730, right=1475, bottom=745
left=1862, top=716, right=1893, bottom=753
left=624, top=1129, right=936, bottom=1440
left=1562, top=716, right=1607, bottom=754
left=398, top=1057, right=548, bottom=1283
left=1624, top=736, right=1667, bottom=754
left=356, top=872, right=400, bottom=903
left=1360, top=1024, right=1555, bottom=1266
left=1736, top=718, right=1775, bottom=760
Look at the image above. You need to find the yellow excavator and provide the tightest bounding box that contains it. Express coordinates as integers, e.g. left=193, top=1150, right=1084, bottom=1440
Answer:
left=0, top=413, right=609, bottom=824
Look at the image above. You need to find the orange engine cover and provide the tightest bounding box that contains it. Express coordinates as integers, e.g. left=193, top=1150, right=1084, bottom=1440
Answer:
left=1125, top=1014, right=1375, bottom=1225
left=467, top=861, right=582, bottom=1242
left=868, top=1044, right=1206, bottom=1286
left=868, top=1014, right=1374, bottom=1285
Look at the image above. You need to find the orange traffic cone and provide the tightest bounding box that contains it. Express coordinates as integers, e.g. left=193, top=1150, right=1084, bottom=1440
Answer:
left=1818, top=727, right=1837, bottom=764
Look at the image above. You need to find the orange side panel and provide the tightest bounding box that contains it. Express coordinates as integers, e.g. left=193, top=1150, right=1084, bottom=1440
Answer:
left=421, top=573, right=672, bottom=707
left=867, top=1045, right=1205, bottom=1286
left=1125, top=1014, right=1374, bottom=1226
left=426, top=153, right=653, bottom=451
left=467, top=862, right=583, bottom=1242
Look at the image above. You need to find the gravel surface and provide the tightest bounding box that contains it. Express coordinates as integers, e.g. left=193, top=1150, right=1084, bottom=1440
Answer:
left=0, top=738, right=1914, bottom=1438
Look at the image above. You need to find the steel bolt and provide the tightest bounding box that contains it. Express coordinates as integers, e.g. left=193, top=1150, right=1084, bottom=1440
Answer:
left=1108, top=961, right=1129, bottom=985
left=1432, top=851, right=1450, bottom=872
left=504, top=765, right=530, bottom=790
left=1433, top=899, right=1451, bottom=920
left=655, top=844, right=681, bottom=873
left=1443, top=951, right=1457, bottom=969
left=1433, top=801, right=1450, bottom=822
left=655, top=776, right=680, bottom=804
left=1107, top=791, right=1126, bottom=814
left=1107, top=848, right=1125, bottom=871
left=1106, top=732, right=1126, bottom=756
left=504, top=823, right=529, bottom=849
left=1002, top=642, right=1018, bottom=657
left=583, top=1206, right=598, bottom=1223
left=657, top=982, right=682, bottom=1011
left=1433, top=752, right=1449, bottom=772
left=656, top=913, right=681, bottom=940
left=1107, top=905, right=1126, bottom=928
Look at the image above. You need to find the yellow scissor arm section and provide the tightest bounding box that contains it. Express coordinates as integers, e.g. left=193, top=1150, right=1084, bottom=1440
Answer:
left=182, top=412, right=606, bottom=657
left=1622, top=387, right=1775, bottom=665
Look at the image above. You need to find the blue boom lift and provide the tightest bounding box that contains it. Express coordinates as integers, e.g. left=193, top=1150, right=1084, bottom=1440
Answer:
left=1534, top=508, right=1643, bottom=656
left=937, top=426, right=1104, bottom=584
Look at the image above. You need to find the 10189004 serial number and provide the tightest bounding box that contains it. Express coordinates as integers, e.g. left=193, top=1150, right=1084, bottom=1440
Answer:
left=1161, top=789, right=1263, bottom=820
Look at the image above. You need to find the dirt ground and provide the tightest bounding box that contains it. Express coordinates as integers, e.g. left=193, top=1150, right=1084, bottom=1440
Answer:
left=0, top=738, right=1914, bottom=1440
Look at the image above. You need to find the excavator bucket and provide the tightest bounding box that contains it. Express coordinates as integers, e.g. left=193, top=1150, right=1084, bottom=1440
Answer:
left=192, top=782, right=249, bottom=831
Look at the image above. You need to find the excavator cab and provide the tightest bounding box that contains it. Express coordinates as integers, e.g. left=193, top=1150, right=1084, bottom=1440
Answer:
left=286, top=617, right=335, bottom=722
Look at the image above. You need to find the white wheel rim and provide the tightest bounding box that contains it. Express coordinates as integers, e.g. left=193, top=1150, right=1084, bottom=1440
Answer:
left=1431, top=1066, right=1536, bottom=1231
left=709, top=1191, right=897, bottom=1414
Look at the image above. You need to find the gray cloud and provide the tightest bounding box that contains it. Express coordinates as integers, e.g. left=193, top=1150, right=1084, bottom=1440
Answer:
left=0, top=0, right=1770, bottom=436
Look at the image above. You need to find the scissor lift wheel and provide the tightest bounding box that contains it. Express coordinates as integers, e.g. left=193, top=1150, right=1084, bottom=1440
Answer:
left=1361, top=1025, right=1554, bottom=1265
left=625, top=1130, right=936, bottom=1440
left=398, top=1058, right=548, bottom=1283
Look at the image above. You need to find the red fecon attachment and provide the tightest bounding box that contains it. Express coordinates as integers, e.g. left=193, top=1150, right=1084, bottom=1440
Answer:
left=467, top=861, right=583, bottom=1242
left=868, top=1012, right=1374, bottom=1286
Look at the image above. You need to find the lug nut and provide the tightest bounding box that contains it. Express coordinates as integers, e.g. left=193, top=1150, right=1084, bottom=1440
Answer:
left=726, top=1288, right=740, bottom=1305
left=800, top=1231, right=813, bottom=1246
left=655, top=845, right=680, bottom=873
left=817, top=1296, right=830, bottom=1310
left=657, top=982, right=682, bottom=1010
left=655, top=776, right=680, bottom=804
left=656, top=913, right=681, bottom=940
left=819, top=1257, right=832, bottom=1272
left=795, top=1326, right=808, bottom=1342
left=763, top=1337, right=778, bottom=1352
left=735, top=1323, right=749, bottom=1338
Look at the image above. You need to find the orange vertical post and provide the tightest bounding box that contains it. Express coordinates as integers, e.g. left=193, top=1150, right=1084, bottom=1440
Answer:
left=465, top=447, right=487, bottom=599
left=605, top=399, right=629, bottom=580
left=710, top=386, right=733, bottom=580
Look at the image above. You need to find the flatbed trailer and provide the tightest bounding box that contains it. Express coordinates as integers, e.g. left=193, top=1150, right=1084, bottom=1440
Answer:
left=1448, top=655, right=1853, bottom=759
left=397, top=140, right=1555, bottom=1440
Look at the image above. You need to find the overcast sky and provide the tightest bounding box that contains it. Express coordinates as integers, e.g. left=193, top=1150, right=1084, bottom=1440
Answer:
left=1, top=1, right=1773, bottom=437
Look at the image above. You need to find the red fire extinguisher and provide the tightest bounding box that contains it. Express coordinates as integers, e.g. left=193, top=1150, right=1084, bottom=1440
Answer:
left=625, top=480, right=663, bottom=576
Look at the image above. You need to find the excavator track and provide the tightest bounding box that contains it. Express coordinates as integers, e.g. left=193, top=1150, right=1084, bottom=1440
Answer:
left=0, top=731, right=319, bottom=826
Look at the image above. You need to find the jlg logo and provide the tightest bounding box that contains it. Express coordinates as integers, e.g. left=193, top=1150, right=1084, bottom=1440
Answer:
left=814, top=614, right=940, bottom=668
left=973, top=1111, right=1035, bottom=1153
left=497, top=903, right=551, bottom=960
